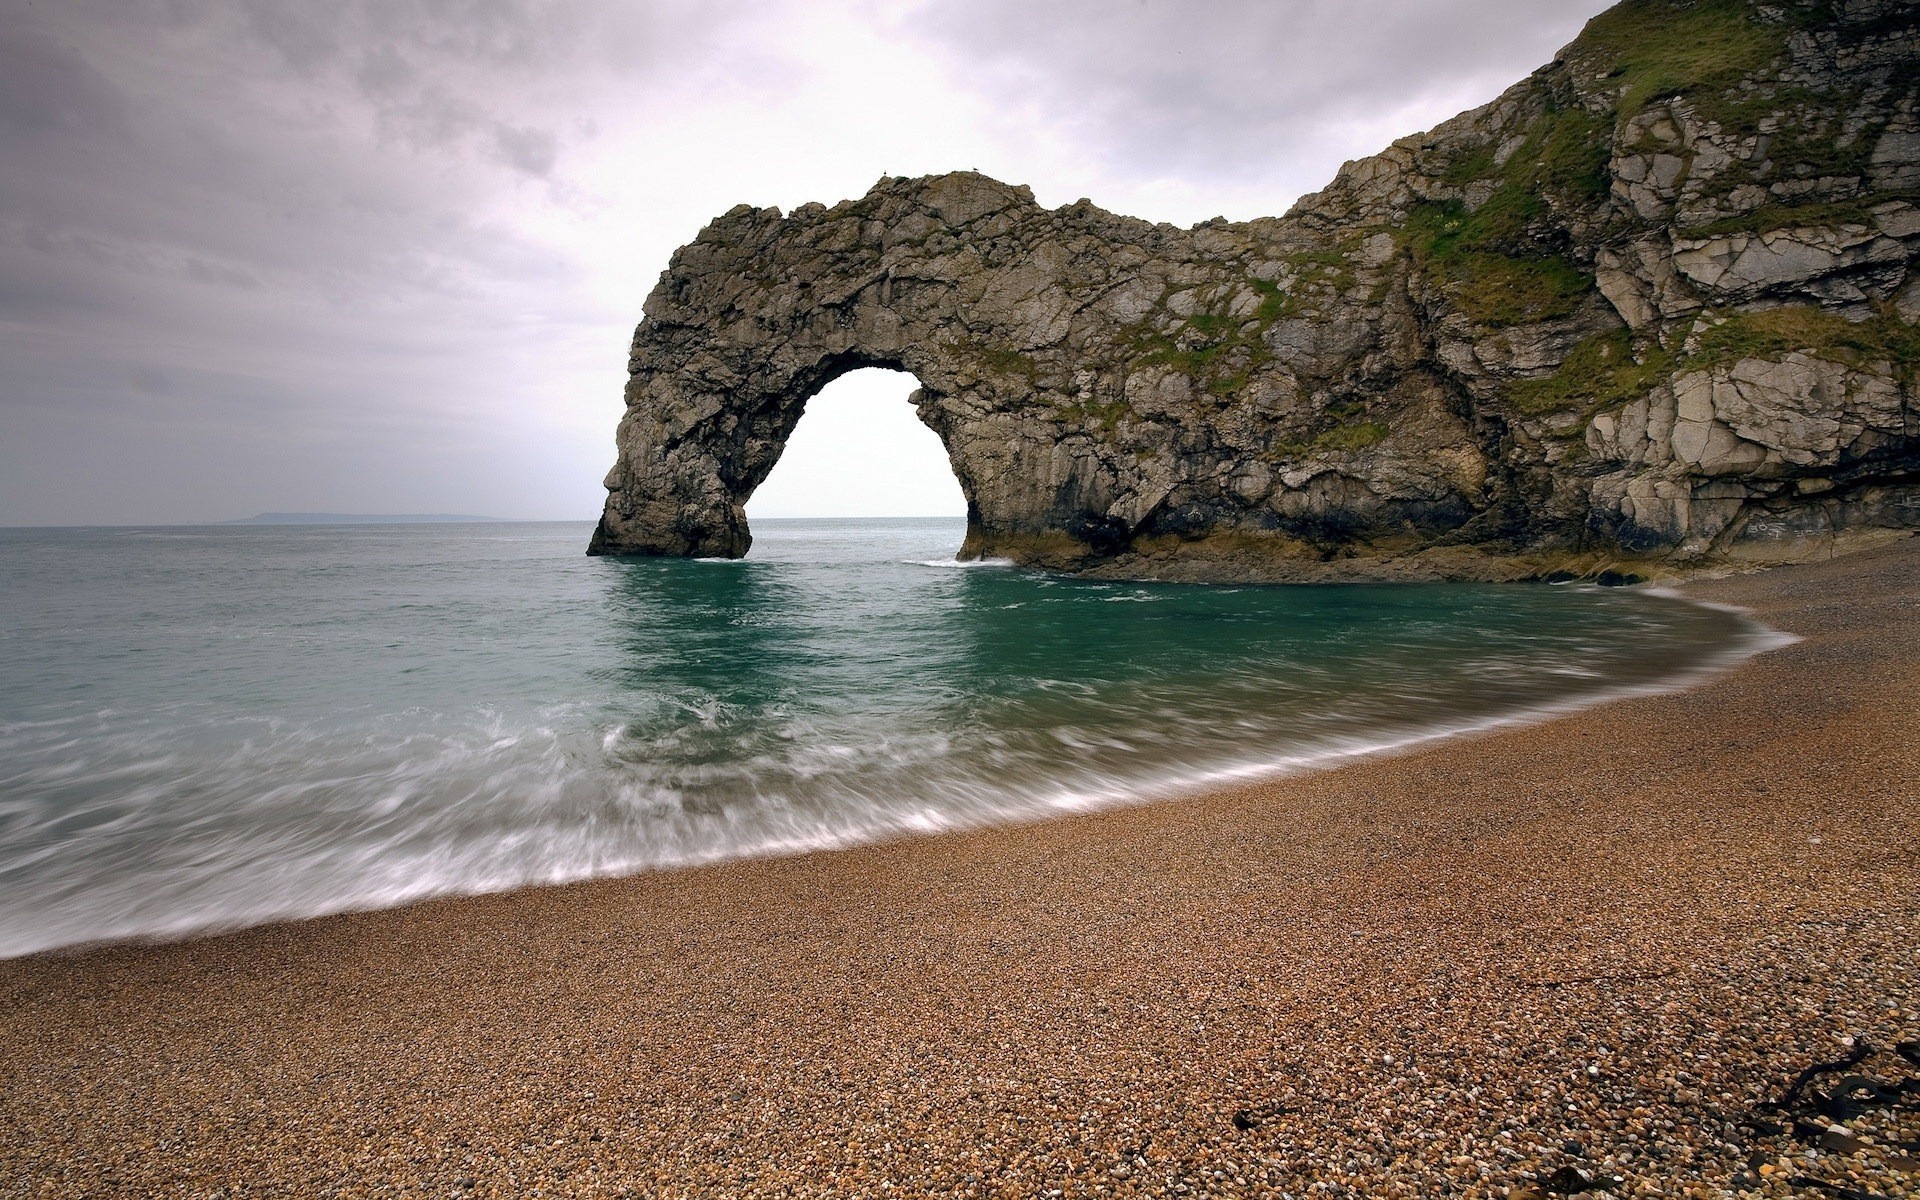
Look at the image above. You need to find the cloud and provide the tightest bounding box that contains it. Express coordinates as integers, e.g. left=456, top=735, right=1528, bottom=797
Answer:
left=0, top=0, right=719, bottom=521
left=0, top=0, right=1614, bottom=525
left=494, top=123, right=560, bottom=176
left=0, top=21, right=133, bottom=138
left=898, top=0, right=1601, bottom=210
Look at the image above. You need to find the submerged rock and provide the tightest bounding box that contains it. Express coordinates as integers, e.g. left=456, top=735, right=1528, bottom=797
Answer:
left=591, top=0, right=1920, bottom=582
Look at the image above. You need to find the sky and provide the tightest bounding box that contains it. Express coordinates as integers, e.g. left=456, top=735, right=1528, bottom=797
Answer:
left=0, top=0, right=1613, bottom=525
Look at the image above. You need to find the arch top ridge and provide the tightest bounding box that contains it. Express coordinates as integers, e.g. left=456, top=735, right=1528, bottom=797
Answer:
left=630, top=170, right=1239, bottom=389
left=643, top=171, right=1065, bottom=331
left=591, top=169, right=1307, bottom=566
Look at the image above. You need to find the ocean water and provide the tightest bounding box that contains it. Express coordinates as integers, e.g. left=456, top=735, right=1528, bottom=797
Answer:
left=0, top=518, right=1776, bottom=958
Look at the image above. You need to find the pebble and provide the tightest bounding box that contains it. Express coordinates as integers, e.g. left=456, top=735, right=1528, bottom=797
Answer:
left=1, top=539, right=1917, bottom=1199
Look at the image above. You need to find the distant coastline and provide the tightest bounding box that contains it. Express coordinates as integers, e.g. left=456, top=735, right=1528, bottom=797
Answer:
left=217, top=512, right=512, bottom=526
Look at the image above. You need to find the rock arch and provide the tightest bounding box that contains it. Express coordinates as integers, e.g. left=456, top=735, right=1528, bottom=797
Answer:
left=593, top=0, right=1920, bottom=580
left=589, top=173, right=1186, bottom=565
left=589, top=171, right=1491, bottom=573
left=593, top=344, right=962, bottom=560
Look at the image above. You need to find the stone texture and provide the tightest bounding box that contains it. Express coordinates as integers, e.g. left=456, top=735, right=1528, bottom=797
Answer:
left=593, top=0, right=1920, bottom=580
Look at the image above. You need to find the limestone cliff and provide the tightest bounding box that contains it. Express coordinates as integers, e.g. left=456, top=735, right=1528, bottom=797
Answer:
left=591, top=0, right=1920, bottom=580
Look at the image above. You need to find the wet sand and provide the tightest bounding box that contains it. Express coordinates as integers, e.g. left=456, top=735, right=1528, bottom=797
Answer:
left=3, top=536, right=1917, bottom=1199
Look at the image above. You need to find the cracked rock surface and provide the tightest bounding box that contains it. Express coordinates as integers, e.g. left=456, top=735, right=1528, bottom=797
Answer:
left=593, top=0, right=1920, bottom=580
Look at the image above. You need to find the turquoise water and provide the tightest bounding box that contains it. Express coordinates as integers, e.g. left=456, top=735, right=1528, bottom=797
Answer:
left=0, top=519, right=1771, bottom=957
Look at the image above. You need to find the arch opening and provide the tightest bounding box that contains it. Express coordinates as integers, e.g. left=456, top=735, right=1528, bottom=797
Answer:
left=743, top=366, right=966, bottom=525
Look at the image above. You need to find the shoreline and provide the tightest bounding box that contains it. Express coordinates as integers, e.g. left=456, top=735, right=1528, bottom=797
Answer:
left=0, top=577, right=1778, bottom=964
left=3, top=536, right=1917, bottom=1198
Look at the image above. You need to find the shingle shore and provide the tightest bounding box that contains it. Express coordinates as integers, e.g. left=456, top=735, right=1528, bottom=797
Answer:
left=3, top=539, right=1917, bottom=1200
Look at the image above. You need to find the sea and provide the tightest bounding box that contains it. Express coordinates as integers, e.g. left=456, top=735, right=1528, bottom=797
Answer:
left=0, top=518, right=1782, bottom=958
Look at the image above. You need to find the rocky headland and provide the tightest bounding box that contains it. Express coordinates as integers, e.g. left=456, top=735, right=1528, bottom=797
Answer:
left=592, top=0, right=1920, bottom=581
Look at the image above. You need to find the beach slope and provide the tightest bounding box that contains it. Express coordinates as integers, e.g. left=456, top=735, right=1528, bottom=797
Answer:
left=3, top=537, right=1917, bottom=1198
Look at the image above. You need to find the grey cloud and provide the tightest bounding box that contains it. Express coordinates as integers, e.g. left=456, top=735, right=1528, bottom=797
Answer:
left=235, top=0, right=346, bottom=72
left=129, top=364, right=173, bottom=395
left=354, top=44, right=420, bottom=98
left=0, top=0, right=745, bottom=524
left=0, top=23, right=132, bottom=138
left=494, top=123, right=560, bottom=176
left=184, top=258, right=262, bottom=289
left=903, top=0, right=1606, bottom=194
left=0, top=0, right=722, bottom=311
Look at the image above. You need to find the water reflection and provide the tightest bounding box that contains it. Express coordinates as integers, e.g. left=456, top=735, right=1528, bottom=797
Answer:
left=597, top=557, right=813, bottom=703
left=0, top=520, right=1772, bottom=957
left=587, top=536, right=1758, bottom=836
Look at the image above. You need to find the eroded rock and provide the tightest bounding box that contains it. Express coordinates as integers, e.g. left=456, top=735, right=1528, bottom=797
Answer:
left=593, top=0, right=1920, bottom=580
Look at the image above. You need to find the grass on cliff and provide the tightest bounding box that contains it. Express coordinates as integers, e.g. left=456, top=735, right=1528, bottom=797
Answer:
left=1268, top=421, right=1392, bottom=460
left=1572, top=0, right=1789, bottom=119
left=1266, top=396, right=1392, bottom=459
left=1123, top=250, right=1359, bottom=402
left=1412, top=0, right=1907, bottom=316
left=1508, top=304, right=1920, bottom=419
left=1402, top=195, right=1595, bottom=328
left=1532, top=107, right=1614, bottom=207
left=1129, top=334, right=1257, bottom=399
left=1693, top=304, right=1920, bottom=384
left=1309, top=420, right=1391, bottom=452
left=1409, top=102, right=1607, bottom=328
left=954, top=340, right=1041, bottom=380
left=1508, top=328, right=1676, bottom=415
left=1576, top=0, right=1916, bottom=239
left=1054, top=396, right=1133, bottom=433
left=1679, top=189, right=1920, bottom=240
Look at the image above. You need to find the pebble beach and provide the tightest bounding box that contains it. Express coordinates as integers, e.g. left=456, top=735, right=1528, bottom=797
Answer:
left=2, top=536, right=1917, bottom=1199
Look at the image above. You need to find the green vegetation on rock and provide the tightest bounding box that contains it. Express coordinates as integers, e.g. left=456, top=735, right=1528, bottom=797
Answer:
left=954, top=340, right=1041, bottom=380
left=1573, top=0, right=1789, bottom=119
left=1311, top=421, right=1391, bottom=452
left=1509, top=303, right=1920, bottom=421
left=1437, top=106, right=1609, bottom=205
left=1534, top=108, right=1615, bottom=206
left=1054, top=396, right=1133, bottom=433
left=1267, top=422, right=1391, bottom=461
left=1267, top=397, right=1391, bottom=459
left=1681, top=191, right=1920, bottom=239
left=1408, top=103, right=1608, bottom=327
left=1128, top=328, right=1258, bottom=399
left=1508, top=328, right=1676, bottom=415
left=1123, top=251, right=1358, bottom=399
left=1403, top=196, right=1594, bottom=327
left=1577, top=1, right=1913, bottom=240
left=1694, top=304, right=1920, bottom=383
left=1249, top=278, right=1288, bottom=322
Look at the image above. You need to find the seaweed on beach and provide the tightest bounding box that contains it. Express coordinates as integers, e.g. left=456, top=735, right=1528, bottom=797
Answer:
left=1738, top=1038, right=1920, bottom=1198
left=1755, top=1038, right=1920, bottom=1145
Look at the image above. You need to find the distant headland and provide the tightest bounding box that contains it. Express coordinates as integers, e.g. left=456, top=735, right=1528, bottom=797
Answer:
left=219, top=513, right=510, bottom=526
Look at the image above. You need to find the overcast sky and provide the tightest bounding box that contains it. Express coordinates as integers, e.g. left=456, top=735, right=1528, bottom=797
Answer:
left=0, top=0, right=1610, bottom=525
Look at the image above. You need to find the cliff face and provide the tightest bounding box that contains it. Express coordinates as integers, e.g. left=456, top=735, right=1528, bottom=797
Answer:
left=591, top=0, right=1920, bottom=580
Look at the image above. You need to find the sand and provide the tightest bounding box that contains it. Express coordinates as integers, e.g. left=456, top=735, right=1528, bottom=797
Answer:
left=3, top=537, right=1917, bottom=1200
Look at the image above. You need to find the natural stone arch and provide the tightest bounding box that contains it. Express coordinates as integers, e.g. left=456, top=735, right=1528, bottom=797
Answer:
left=591, top=0, right=1920, bottom=583
left=589, top=173, right=1170, bottom=564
